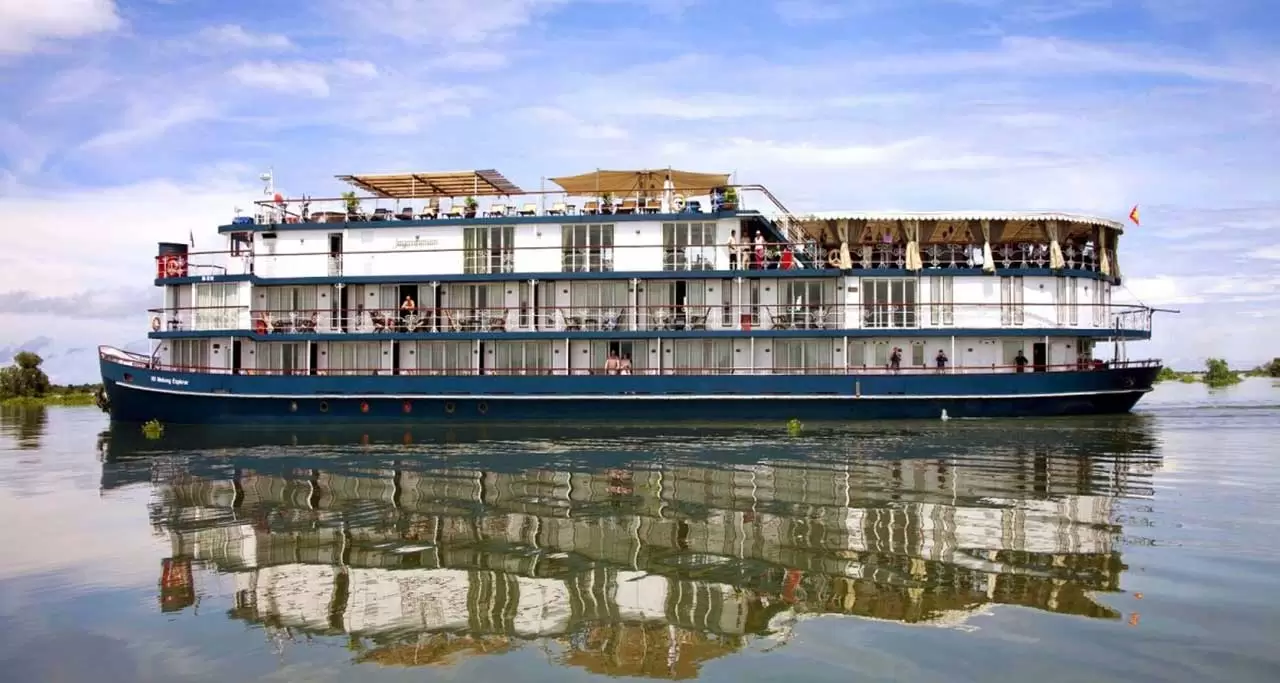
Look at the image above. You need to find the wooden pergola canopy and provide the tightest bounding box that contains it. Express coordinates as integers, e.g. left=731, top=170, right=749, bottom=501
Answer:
left=336, top=170, right=523, bottom=198
left=549, top=169, right=730, bottom=196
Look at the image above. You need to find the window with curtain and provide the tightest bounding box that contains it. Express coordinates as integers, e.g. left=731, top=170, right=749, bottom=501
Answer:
left=170, top=339, right=210, bottom=369
left=929, top=276, right=954, bottom=326
left=662, top=222, right=717, bottom=270
left=671, top=339, right=733, bottom=375
left=411, top=341, right=472, bottom=375
left=258, top=343, right=303, bottom=374
left=491, top=341, right=552, bottom=375
left=561, top=224, right=614, bottom=272
left=193, top=283, right=239, bottom=330
left=1001, top=276, right=1025, bottom=326
left=774, top=340, right=831, bottom=374
left=464, top=225, right=515, bottom=274
left=860, top=278, right=917, bottom=328
left=264, top=286, right=318, bottom=317
left=1056, top=277, right=1078, bottom=326
left=325, top=342, right=380, bottom=375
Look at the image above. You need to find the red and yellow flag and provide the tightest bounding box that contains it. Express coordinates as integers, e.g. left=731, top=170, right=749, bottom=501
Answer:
left=1128, top=204, right=1140, bottom=226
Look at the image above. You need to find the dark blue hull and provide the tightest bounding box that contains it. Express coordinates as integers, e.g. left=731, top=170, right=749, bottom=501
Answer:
left=99, top=357, right=1159, bottom=424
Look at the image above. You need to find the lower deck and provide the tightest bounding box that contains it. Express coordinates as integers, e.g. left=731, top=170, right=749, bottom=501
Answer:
left=155, top=335, right=1112, bottom=377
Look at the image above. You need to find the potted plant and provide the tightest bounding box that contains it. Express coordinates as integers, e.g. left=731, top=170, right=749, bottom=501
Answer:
left=464, top=196, right=478, bottom=219
left=721, top=187, right=738, bottom=211
left=600, top=192, right=614, bottom=214
left=342, top=191, right=361, bottom=220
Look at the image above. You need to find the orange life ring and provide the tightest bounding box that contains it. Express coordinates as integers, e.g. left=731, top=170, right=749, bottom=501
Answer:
left=254, top=318, right=267, bottom=334
left=150, top=316, right=161, bottom=332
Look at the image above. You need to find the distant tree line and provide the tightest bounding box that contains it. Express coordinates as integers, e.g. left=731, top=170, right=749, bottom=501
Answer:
left=1157, top=358, right=1279, bottom=387
left=0, top=353, right=100, bottom=407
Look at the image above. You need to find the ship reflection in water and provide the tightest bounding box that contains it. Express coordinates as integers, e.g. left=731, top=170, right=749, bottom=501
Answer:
left=100, top=419, right=1161, bottom=677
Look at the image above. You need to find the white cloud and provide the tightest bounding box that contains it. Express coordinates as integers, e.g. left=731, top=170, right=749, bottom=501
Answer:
left=0, top=176, right=253, bottom=298
left=0, top=0, right=122, bottom=55
left=1252, top=245, right=1280, bottom=260
left=340, top=0, right=571, bottom=43
left=191, top=24, right=295, bottom=51
left=228, top=60, right=333, bottom=97
left=79, top=98, right=216, bottom=150
left=227, top=59, right=379, bottom=97
left=430, top=49, right=509, bottom=70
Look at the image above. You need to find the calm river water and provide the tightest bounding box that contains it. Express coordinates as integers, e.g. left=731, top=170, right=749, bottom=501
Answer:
left=1, top=380, right=1278, bottom=682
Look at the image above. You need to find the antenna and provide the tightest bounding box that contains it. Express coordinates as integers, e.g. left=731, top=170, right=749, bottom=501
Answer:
left=259, top=168, right=274, bottom=196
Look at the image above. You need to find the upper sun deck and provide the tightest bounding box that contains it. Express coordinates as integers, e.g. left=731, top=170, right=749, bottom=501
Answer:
left=174, top=167, right=1126, bottom=283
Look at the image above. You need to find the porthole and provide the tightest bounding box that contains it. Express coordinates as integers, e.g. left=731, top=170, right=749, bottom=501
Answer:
left=319, top=400, right=329, bottom=413
left=444, top=401, right=456, bottom=414
left=477, top=401, right=489, bottom=415
left=289, top=401, right=298, bottom=412
left=360, top=401, right=370, bottom=413
left=403, top=400, right=412, bottom=414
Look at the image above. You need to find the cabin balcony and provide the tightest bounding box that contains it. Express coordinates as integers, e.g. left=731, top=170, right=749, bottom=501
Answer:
left=147, top=301, right=1153, bottom=337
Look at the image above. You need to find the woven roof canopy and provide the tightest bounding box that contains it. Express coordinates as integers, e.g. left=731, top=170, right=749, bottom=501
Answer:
left=336, top=170, right=523, bottom=198
left=549, top=169, right=730, bottom=196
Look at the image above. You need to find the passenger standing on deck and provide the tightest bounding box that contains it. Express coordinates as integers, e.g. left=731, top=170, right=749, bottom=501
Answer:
left=1014, top=350, right=1029, bottom=373
left=935, top=349, right=948, bottom=372
left=400, top=294, right=416, bottom=331
left=619, top=354, right=632, bottom=375
left=604, top=351, right=620, bottom=375
left=889, top=347, right=902, bottom=372
left=754, top=231, right=765, bottom=270
left=727, top=230, right=740, bottom=269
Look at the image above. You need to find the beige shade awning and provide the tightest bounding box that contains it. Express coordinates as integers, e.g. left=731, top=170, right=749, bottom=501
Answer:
left=549, top=169, right=730, bottom=196
left=335, top=170, right=523, bottom=198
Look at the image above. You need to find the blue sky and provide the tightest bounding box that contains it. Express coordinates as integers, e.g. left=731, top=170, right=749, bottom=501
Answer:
left=1, top=0, right=1278, bottom=381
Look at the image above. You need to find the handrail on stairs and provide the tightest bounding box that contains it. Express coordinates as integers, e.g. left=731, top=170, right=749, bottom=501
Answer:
left=737, top=183, right=811, bottom=256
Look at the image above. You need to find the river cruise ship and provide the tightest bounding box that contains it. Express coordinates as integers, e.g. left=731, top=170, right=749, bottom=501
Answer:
left=97, top=168, right=1159, bottom=423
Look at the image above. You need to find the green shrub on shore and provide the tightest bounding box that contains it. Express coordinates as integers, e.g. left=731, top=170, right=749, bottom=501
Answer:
left=1204, top=358, right=1242, bottom=388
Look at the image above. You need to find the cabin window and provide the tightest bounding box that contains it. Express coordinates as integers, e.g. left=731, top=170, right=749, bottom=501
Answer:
left=410, top=341, right=471, bottom=375
left=326, top=342, right=381, bottom=375
left=464, top=225, right=515, bottom=274
left=847, top=340, right=866, bottom=367
left=871, top=340, right=890, bottom=367
left=453, top=283, right=504, bottom=319
left=721, top=279, right=734, bottom=326
left=860, top=278, right=917, bottom=328
left=169, top=339, right=210, bottom=370
left=910, top=342, right=926, bottom=367
left=561, top=224, right=614, bottom=272
left=193, top=283, right=239, bottom=330
left=782, top=280, right=829, bottom=307
left=929, top=276, right=954, bottom=326
left=775, top=340, right=831, bottom=375
left=490, top=341, right=552, bottom=375
left=259, top=343, right=304, bottom=375
left=229, top=232, right=251, bottom=256
left=671, top=339, right=733, bottom=375
left=1000, top=276, right=1025, bottom=326
left=1056, top=277, right=1078, bottom=326
left=1092, top=282, right=1110, bottom=327
left=662, top=222, right=717, bottom=271
left=1001, top=341, right=1025, bottom=368
left=262, top=286, right=318, bottom=318
left=569, top=281, right=628, bottom=315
